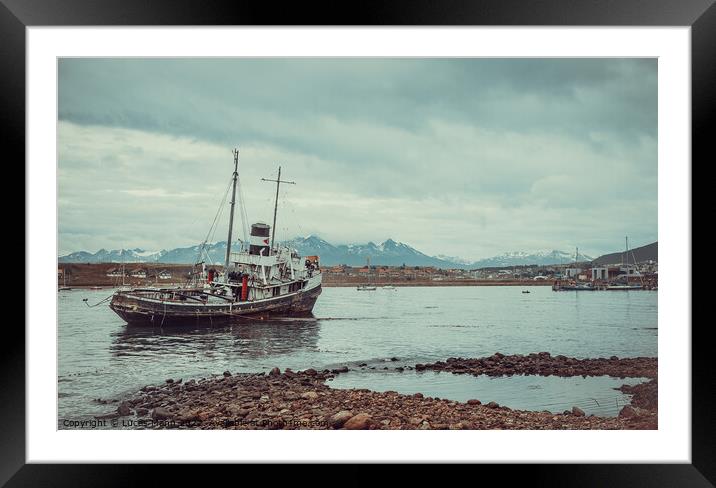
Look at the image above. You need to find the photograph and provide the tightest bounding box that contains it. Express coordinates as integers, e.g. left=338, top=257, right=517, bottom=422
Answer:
left=57, top=57, right=659, bottom=431
left=4, top=0, right=709, bottom=478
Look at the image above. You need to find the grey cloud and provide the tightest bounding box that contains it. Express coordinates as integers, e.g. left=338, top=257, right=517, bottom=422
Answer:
left=58, top=58, right=657, bottom=260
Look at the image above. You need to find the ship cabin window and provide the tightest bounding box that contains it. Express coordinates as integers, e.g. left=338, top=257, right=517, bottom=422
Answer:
left=288, top=282, right=302, bottom=293
left=272, top=286, right=280, bottom=297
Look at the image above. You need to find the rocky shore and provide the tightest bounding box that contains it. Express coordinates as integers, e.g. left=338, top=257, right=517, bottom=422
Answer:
left=415, top=352, right=657, bottom=379
left=98, top=353, right=658, bottom=430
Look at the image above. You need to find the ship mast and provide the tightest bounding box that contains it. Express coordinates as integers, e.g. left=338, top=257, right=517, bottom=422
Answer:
left=224, top=149, right=239, bottom=271
left=261, top=166, right=295, bottom=254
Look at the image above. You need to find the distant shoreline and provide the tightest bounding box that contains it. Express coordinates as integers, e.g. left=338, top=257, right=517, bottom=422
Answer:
left=60, top=280, right=555, bottom=289
left=57, top=262, right=557, bottom=288
left=323, top=280, right=554, bottom=287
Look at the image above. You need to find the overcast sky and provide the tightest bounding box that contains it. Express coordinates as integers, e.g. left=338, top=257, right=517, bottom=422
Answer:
left=58, top=58, right=657, bottom=260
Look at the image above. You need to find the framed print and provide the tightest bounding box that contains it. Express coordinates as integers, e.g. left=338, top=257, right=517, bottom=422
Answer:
left=7, top=0, right=711, bottom=484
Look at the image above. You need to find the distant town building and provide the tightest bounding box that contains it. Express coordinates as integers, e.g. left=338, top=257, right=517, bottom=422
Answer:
left=157, top=270, right=172, bottom=280
left=591, top=267, right=608, bottom=280
left=130, top=268, right=147, bottom=278
left=565, top=267, right=582, bottom=278
left=106, top=268, right=124, bottom=277
left=591, top=267, right=622, bottom=281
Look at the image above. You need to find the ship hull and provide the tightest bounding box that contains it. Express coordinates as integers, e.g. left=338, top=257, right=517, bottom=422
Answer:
left=109, top=284, right=322, bottom=327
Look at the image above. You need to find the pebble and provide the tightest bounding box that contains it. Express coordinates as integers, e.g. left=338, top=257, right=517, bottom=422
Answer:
left=113, top=358, right=657, bottom=430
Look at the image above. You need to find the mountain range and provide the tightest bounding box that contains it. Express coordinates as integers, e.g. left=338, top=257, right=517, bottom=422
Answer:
left=59, top=236, right=620, bottom=269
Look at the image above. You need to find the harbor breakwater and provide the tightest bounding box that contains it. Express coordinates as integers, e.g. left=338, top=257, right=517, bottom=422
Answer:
left=94, top=353, right=658, bottom=430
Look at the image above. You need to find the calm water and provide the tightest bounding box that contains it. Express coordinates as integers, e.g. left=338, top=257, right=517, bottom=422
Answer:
left=329, top=372, right=647, bottom=417
left=58, top=286, right=657, bottom=421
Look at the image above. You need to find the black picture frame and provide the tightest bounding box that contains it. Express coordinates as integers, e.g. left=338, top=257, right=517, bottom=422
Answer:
left=6, top=0, right=709, bottom=484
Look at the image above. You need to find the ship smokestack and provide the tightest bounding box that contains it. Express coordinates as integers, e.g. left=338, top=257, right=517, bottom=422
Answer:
left=249, top=223, right=270, bottom=256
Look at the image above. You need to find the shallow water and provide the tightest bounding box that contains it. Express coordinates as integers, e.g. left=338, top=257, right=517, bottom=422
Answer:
left=329, top=371, right=647, bottom=417
left=58, top=285, right=657, bottom=421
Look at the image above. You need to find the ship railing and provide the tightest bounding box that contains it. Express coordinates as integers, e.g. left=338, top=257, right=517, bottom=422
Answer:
left=230, top=252, right=280, bottom=266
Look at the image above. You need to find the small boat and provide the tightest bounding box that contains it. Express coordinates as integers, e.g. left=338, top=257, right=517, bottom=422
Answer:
left=521, top=290, right=530, bottom=294
left=91, top=286, right=103, bottom=290
left=58, top=287, right=72, bottom=291
left=606, top=284, right=643, bottom=290
left=553, top=280, right=595, bottom=291
left=605, top=236, right=645, bottom=291
left=552, top=246, right=596, bottom=291
left=382, top=285, right=397, bottom=290
left=357, top=285, right=377, bottom=291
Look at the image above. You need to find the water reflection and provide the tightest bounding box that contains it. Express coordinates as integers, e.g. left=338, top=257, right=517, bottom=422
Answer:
left=110, top=316, right=321, bottom=359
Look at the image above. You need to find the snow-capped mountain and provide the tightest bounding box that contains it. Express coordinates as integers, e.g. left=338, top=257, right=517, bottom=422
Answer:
left=59, top=248, right=165, bottom=263
left=59, top=238, right=592, bottom=269
left=435, top=255, right=475, bottom=266
left=59, top=243, right=231, bottom=265
left=281, top=236, right=456, bottom=267
left=469, top=250, right=592, bottom=269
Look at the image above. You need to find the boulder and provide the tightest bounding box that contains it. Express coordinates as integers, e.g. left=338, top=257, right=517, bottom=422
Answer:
left=342, top=413, right=373, bottom=430
left=177, top=410, right=200, bottom=422
left=618, top=405, right=637, bottom=418
left=330, top=410, right=354, bottom=429
left=572, top=406, right=585, bottom=417
left=151, top=407, right=173, bottom=420
left=223, top=371, right=232, bottom=377
left=227, top=406, right=250, bottom=418
left=301, top=391, right=319, bottom=400
left=467, top=399, right=481, bottom=405
left=486, top=401, right=499, bottom=409
left=116, top=401, right=131, bottom=417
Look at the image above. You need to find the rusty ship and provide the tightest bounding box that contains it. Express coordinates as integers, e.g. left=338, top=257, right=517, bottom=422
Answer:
left=109, top=149, right=322, bottom=326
